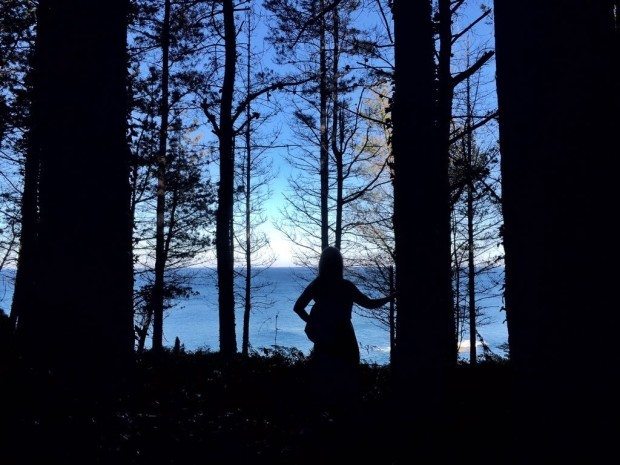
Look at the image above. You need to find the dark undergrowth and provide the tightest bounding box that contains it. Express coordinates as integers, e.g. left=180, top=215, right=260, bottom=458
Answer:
left=0, top=341, right=511, bottom=464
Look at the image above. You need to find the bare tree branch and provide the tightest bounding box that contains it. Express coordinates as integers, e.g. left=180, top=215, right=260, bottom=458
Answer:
left=451, top=9, right=492, bottom=45
left=449, top=110, right=498, bottom=144
left=452, top=51, right=494, bottom=88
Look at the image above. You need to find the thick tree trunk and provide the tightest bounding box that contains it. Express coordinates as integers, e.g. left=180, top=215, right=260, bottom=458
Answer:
left=152, top=0, right=171, bottom=354
left=494, top=1, right=616, bottom=462
left=18, top=0, right=133, bottom=389
left=392, top=0, right=456, bottom=459
left=216, top=0, right=237, bottom=357
left=319, top=0, right=329, bottom=251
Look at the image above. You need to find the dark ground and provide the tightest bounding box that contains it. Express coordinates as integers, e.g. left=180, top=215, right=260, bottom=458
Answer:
left=0, top=337, right=511, bottom=465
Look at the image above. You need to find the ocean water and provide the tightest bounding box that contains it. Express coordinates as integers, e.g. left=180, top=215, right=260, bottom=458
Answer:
left=0, top=267, right=508, bottom=364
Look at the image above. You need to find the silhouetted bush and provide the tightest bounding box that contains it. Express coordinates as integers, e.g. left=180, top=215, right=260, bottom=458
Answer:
left=1, top=347, right=510, bottom=465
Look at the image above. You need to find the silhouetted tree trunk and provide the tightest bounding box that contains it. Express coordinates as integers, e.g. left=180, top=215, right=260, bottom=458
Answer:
left=452, top=212, right=462, bottom=344
left=392, top=0, right=455, bottom=459
left=334, top=108, right=344, bottom=250
left=136, top=310, right=152, bottom=354
left=216, top=0, right=237, bottom=357
left=388, top=265, right=395, bottom=362
left=241, top=12, right=252, bottom=357
left=241, top=131, right=251, bottom=356
left=464, top=79, right=476, bottom=366
left=494, top=1, right=616, bottom=462
left=152, top=0, right=171, bottom=354
left=17, top=0, right=133, bottom=389
left=319, top=0, right=329, bottom=251
left=332, top=6, right=343, bottom=250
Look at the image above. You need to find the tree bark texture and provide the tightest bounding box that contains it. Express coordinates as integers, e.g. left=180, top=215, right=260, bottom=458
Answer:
left=392, top=0, right=456, bottom=459
left=18, top=0, right=134, bottom=389
left=494, top=1, right=617, bottom=461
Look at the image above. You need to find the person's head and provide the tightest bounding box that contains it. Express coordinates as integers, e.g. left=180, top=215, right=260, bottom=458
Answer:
left=318, top=246, right=344, bottom=280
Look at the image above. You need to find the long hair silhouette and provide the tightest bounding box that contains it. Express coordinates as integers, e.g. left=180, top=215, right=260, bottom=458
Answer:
left=318, top=246, right=343, bottom=280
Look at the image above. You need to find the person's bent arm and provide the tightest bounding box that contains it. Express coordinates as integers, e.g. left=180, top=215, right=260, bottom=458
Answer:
left=352, top=283, right=395, bottom=310
left=293, top=282, right=314, bottom=322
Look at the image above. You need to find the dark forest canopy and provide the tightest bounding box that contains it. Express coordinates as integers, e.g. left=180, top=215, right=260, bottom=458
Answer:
left=0, top=1, right=617, bottom=464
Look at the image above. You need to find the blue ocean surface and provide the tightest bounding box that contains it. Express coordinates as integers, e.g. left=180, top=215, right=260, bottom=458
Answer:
left=0, top=267, right=508, bottom=364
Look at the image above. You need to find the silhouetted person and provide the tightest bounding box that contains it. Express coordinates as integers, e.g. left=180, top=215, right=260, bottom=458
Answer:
left=294, top=247, right=394, bottom=404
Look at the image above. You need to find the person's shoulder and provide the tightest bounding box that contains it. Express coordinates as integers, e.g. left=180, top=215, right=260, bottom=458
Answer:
left=343, top=279, right=357, bottom=291
left=307, top=277, right=320, bottom=291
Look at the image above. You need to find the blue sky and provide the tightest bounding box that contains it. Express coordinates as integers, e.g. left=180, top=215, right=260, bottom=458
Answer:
left=172, top=1, right=497, bottom=268
left=242, top=1, right=497, bottom=267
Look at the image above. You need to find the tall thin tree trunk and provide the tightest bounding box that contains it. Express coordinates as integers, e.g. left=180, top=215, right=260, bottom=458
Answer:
left=241, top=137, right=251, bottom=356
left=494, top=1, right=616, bottom=462
left=452, top=212, right=461, bottom=346
left=392, top=0, right=456, bottom=459
left=465, top=195, right=476, bottom=363
left=242, top=10, right=252, bottom=357
left=334, top=110, right=344, bottom=250
left=216, top=0, right=237, bottom=357
left=319, top=0, right=329, bottom=251
left=438, top=0, right=457, bottom=363
left=19, top=0, right=133, bottom=389
left=332, top=7, right=343, bottom=250
left=388, top=265, right=395, bottom=362
left=131, top=160, right=149, bottom=355
left=464, top=73, right=476, bottom=366
left=152, top=0, right=171, bottom=353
